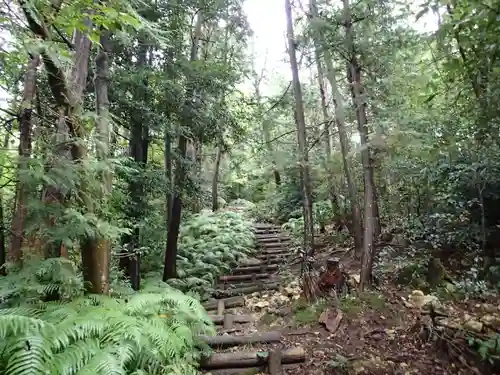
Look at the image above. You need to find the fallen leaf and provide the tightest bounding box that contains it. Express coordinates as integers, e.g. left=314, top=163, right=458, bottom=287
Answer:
left=319, top=308, right=343, bottom=333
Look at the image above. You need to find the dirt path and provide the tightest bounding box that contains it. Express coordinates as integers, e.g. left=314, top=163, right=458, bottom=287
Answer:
left=202, top=224, right=487, bottom=375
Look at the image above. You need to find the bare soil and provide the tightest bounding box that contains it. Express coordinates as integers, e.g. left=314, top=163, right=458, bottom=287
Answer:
left=207, top=231, right=496, bottom=375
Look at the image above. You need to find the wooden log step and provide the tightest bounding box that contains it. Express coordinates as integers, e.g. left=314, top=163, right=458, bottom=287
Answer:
left=254, top=229, right=281, bottom=234
left=259, top=257, right=284, bottom=265
left=261, top=248, right=289, bottom=255
left=201, top=346, right=306, bottom=370
left=258, top=241, right=291, bottom=246
left=257, top=240, right=290, bottom=245
left=220, top=273, right=269, bottom=282
left=218, top=278, right=280, bottom=290
left=253, top=223, right=281, bottom=229
left=213, top=282, right=279, bottom=298
left=257, top=254, right=290, bottom=261
left=199, top=330, right=281, bottom=349
left=232, top=264, right=278, bottom=274
left=257, top=236, right=291, bottom=243
left=210, top=314, right=253, bottom=325
left=238, top=258, right=283, bottom=266
left=203, top=296, right=245, bottom=311
left=203, top=364, right=299, bottom=375
left=260, top=243, right=290, bottom=249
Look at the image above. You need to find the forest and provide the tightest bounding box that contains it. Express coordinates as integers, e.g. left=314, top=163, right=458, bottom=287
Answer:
left=0, top=0, right=499, bottom=373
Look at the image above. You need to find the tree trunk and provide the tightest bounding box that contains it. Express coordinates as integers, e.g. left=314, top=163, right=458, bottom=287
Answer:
left=192, top=140, right=203, bottom=213
left=314, top=48, right=339, bottom=213
left=0, top=125, right=12, bottom=274
left=20, top=6, right=93, bottom=259
left=9, top=56, right=39, bottom=265
left=285, top=0, right=314, bottom=253
left=163, top=12, right=204, bottom=281
left=342, top=0, right=377, bottom=289
left=255, top=82, right=280, bottom=187
left=120, top=42, right=150, bottom=291
left=309, top=0, right=363, bottom=254
left=80, top=30, right=111, bottom=294
left=164, top=129, right=172, bottom=226
left=0, top=198, right=5, bottom=276
left=212, top=146, right=223, bottom=211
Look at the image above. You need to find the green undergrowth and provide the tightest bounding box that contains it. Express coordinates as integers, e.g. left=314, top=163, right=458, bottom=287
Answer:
left=290, top=292, right=388, bottom=326
left=0, top=288, right=214, bottom=375
left=292, top=297, right=330, bottom=326
left=145, top=210, right=256, bottom=297
left=340, top=292, right=386, bottom=317
left=0, top=208, right=256, bottom=375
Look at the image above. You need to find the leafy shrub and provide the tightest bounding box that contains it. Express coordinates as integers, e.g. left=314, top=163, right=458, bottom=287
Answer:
left=281, top=200, right=337, bottom=238
left=0, top=258, right=85, bottom=307
left=282, top=217, right=304, bottom=238
left=0, top=289, right=214, bottom=375
left=229, top=199, right=255, bottom=210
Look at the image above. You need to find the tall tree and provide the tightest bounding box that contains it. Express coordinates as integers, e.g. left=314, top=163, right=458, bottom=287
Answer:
left=309, top=0, right=363, bottom=254
left=82, top=30, right=112, bottom=294
left=285, top=0, right=314, bottom=252
left=342, top=0, right=378, bottom=289
left=163, top=12, right=204, bottom=281
left=9, top=56, right=39, bottom=265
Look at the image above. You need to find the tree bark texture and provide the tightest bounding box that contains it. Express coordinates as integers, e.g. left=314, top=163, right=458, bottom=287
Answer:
left=285, top=0, right=315, bottom=253
left=9, top=56, right=39, bottom=265
left=342, top=0, right=377, bottom=289
left=212, top=146, right=223, bottom=211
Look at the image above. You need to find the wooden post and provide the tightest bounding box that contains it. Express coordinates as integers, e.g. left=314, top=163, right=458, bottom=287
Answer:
left=223, top=313, right=234, bottom=329
left=217, top=300, right=225, bottom=315
left=268, top=350, right=283, bottom=374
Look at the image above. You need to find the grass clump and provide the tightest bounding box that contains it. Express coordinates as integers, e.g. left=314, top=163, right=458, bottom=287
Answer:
left=340, top=291, right=386, bottom=316
left=292, top=297, right=330, bottom=326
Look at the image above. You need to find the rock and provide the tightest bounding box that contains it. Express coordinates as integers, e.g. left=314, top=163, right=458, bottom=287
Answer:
left=351, top=274, right=360, bottom=284
left=274, top=306, right=292, bottom=316
left=274, top=294, right=289, bottom=304
left=385, top=329, right=396, bottom=340
left=480, top=314, right=500, bottom=328
left=482, top=304, right=497, bottom=313
left=464, top=319, right=483, bottom=332
left=254, top=301, right=270, bottom=309
left=371, top=333, right=383, bottom=341
left=284, top=287, right=296, bottom=296
left=408, top=290, right=439, bottom=308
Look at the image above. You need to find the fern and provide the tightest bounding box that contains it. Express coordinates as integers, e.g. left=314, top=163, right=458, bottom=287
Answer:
left=166, top=210, right=256, bottom=295
left=0, top=289, right=214, bottom=375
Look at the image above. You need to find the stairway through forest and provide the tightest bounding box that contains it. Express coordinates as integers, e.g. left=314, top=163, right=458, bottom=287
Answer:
left=200, top=223, right=306, bottom=374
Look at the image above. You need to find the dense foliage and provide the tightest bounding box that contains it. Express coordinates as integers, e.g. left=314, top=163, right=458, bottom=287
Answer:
left=1, top=0, right=500, bottom=370
left=144, top=210, right=256, bottom=296
left=0, top=291, right=213, bottom=375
